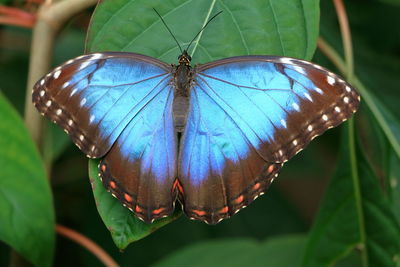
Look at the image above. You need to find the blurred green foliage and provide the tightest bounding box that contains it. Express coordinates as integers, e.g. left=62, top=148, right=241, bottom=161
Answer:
left=0, top=0, right=399, bottom=266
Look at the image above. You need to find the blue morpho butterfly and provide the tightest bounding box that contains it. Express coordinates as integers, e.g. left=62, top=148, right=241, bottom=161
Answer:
left=32, top=11, right=360, bottom=224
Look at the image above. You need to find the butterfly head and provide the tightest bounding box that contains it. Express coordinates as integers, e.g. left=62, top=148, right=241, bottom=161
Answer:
left=178, top=50, right=192, bottom=66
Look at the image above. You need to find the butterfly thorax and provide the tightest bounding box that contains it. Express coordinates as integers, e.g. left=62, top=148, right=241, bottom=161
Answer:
left=173, top=51, right=193, bottom=132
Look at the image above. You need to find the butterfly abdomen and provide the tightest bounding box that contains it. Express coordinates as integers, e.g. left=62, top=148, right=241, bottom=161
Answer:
left=173, top=95, right=189, bottom=132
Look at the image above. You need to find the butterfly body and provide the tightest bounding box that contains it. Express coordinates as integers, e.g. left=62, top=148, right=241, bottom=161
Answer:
left=172, top=51, right=192, bottom=132
left=32, top=51, right=360, bottom=224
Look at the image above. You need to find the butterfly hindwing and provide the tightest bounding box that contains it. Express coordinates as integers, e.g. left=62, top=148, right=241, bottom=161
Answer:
left=178, top=56, right=360, bottom=224
left=99, top=83, right=177, bottom=223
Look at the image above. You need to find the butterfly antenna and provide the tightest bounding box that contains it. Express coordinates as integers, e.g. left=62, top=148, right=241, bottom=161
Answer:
left=153, top=8, right=183, bottom=54
left=186, top=11, right=222, bottom=53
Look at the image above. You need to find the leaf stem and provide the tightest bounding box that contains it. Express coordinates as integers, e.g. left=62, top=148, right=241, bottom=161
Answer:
left=348, top=118, right=369, bottom=266
left=333, top=0, right=354, bottom=79
left=331, top=0, right=367, bottom=265
left=190, top=0, right=217, bottom=56
left=56, top=224, right=119, bottom=267
left=24, top=0, right=97, bottom=154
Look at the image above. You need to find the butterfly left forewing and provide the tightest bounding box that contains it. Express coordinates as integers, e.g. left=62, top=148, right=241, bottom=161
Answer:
left=195, top=56, right=360, bottom=163
left=32, top=52, right=172, bottom=158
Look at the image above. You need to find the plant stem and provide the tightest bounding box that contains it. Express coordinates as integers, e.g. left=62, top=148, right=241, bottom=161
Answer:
left=56, top=225, right=119, bottom=267
left=24, top=0, right=97, bottom=153
left=333, top=0, right=354, bottom=79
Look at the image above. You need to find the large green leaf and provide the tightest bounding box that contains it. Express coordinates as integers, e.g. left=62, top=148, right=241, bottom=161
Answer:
left=86, top=0, right=319, bottom=62
left=302, top=121, right=400, bottom=266
left=353, top=77, right=400, bottom=161
left=359, top=104, right=400, bottom=226
left=85, top=0, right=319, bottom=246
left=0, top=94, right=55, bottom=266
left=154, top=235, right=307, bottom=267
left=88, top=159, right=181, bottom=249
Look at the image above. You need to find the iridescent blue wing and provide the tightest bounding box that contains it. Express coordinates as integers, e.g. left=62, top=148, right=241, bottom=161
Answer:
left=32, top=53, right=177, bottom=222
left=178, top=56, right=360, bottom=224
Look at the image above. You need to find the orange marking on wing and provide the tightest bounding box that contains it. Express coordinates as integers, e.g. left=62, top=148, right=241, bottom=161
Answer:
left=124, top=193, right=133, bottom=202
left=135, top=205, right=142, bottom=213
left=234, top=195, right=244, bottom=204
left=152, top=208, right=164, bottom=215
left=192, top=209, right=206, bottom=216
left=173, top=178, right=184, bottom=194
left=101, top=164, right=106, bottom=172
left=109, top=181, right=116, bottom=189
left=267, top=165, right=274, bottom=173
left=253, top=183, right=261, bottom=191
left=219, top=206, right=228, bottom=214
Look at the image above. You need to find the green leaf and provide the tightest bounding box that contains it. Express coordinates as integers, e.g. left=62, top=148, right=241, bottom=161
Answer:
left=388, top=151, right=400, bottom=224
left=353, top=78, right=400, bottom=161
left=302, top=121, right=400, bottom=266
left=358, top=103, right=400, bottom=226
left=154, top=235, right=307, bottom=267
left=86, top=0, right=319, bottom=62
left=373, top=0, right=400, bottom=6
left=85, top=0, right=319, bottom=246
left=0, top=94, right=55, bottom=266
left=88, top=159, right=181, bottom=249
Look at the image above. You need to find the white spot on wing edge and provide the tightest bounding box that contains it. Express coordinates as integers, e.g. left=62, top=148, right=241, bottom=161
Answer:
left=46, top=100, right=52, bottom=107
left=344, top=96, right=349, bottom=103
left=90, top=53, right=103, bottom=60
left=307, top=125, right=313, bottom=131
left=312, top=64, right=324, bottom=70
left=79, top=61, right=91, bottom=70
left=62, top=81, right=70, bottom=88
left=40, top=79, right=45, bottom=86
left=53, top=70, right=61, bottom=79
left=322, top=114, right=328, bottom=121
left=279, top=58, right=293, bottom=64
left=56, top=109, right=62, bottom=115
left=345, top=86, right=351, bottom=92
left=335, top=106, right=341, bottom=112
left=68, top=119, right=73, bottom=126
left=327, top=76, right=335, bottom=85
left=89, top=114, right=95, bottom=123
left=39, top=90, right=45, bottom=97
left=79, top=135, right=84, bottom=141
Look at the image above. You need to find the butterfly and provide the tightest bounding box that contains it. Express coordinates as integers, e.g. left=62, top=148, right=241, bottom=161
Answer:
left=32, top=12, right=360, bottom=224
